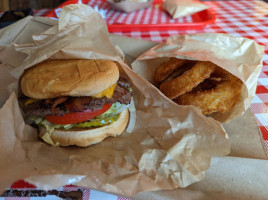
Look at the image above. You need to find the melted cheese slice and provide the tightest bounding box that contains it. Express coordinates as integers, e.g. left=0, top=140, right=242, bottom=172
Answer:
left=92, top=84, right=117, bottom=99
left=25, top=84, right=117, bottom=106
left=25, top=99, right=40, bottom=106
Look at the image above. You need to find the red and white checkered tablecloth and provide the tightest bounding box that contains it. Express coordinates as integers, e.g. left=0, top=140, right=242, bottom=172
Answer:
left=2, top=0, right=268, bottom=199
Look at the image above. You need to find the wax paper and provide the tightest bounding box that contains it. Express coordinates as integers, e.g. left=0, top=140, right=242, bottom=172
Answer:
left=107, top=0, right=153, bottom=13
left=164, top=0, right=209, bottom=19
left=132, top=33, right=265, bottom=123
left=0, top=4, right=230, bottom=196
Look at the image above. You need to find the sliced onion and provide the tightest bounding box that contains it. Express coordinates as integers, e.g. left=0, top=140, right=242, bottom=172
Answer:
left=126, top=97, right=136, bottom=133
left=116, top=103, right=129, bottom=114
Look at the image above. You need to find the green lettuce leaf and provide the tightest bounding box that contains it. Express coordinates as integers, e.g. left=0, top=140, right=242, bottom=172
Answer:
left=75, top=113, right=119, bottom=128
left=27, top=102, right=124, bottom=130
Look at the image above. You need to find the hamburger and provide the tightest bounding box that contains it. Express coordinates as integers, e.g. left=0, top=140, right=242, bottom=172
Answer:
left=18, top=59, right=135, bottom=147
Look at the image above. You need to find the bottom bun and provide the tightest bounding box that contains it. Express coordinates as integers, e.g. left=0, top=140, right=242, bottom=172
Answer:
left=39, top=109, right=129, bottom=147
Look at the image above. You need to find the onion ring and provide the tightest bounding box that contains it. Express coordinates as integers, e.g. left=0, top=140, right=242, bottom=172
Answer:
left=154, top=58, right=187, bottom=84
left=174, top=66, right=243, bottom=115
left=159, top=61, right=217, bottom=99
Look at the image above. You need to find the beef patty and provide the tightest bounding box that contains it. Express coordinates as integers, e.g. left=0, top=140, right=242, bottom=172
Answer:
left=19, top=76, right=132, bottom=118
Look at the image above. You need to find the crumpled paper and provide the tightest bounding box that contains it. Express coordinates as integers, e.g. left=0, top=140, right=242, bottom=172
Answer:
left=164, top=0, right=209, bottom=19
left=0, top=4, right=230, bottom=196
left=132, top=33, right=265, bottom=123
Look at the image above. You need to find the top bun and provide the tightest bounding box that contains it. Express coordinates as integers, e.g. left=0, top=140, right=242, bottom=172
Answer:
left=21, top=59, right=119, bottom=99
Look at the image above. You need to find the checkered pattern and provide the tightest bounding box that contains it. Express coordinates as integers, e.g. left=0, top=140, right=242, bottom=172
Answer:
left=87, top=0, right=197, bottom=25
left=4, top=0, right=268, bottom=199
left=1, top=180, right=131, bottom=200
left=43, top=0, right=215, bottom=31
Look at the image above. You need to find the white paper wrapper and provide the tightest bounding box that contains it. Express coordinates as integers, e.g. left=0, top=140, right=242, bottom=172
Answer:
left=164, top=0, right=209, bottom=19
left=0, top=4, right=230, bottom=196
left=132, top=33, right=265, bottom=123
left=107, top=0, right=153, bottom=13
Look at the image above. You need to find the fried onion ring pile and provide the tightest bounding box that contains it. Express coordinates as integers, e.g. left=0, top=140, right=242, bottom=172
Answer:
left=154, top=58, right=243, bottom=115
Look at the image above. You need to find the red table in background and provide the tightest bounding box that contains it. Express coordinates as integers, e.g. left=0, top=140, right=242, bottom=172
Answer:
left=2, top=0, right=268, bottom=199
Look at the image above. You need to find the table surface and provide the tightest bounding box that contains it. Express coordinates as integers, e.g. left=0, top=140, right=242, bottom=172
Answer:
left=1, top=0, right=268, bottom=199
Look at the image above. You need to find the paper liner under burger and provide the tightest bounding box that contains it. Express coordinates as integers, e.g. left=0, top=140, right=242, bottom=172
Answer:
left=163, top=0, right=209, bottom=19
left=132, top=33, right=265, bottom=123
left=0, top=4, right=230, bottom=196
left=107, top=0, right=153, bottom=13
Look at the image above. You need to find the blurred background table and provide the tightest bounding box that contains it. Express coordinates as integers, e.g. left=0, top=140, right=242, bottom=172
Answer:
left=0, top=0, right=64, bottom=11
left=0, top=0, right=268, bottom=199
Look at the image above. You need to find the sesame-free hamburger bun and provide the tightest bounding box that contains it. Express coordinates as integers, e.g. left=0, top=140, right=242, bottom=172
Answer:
left=21, top=59, right=120, bottom=99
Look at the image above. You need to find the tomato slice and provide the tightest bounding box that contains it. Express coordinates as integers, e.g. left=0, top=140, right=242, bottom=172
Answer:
left=45, top=103, right=112, bottom=125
